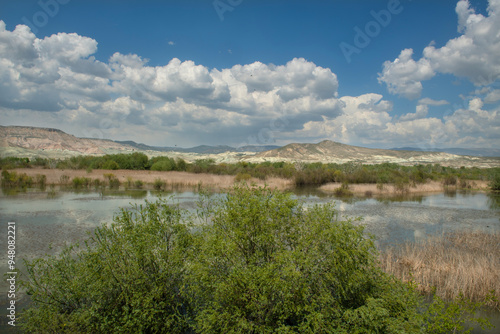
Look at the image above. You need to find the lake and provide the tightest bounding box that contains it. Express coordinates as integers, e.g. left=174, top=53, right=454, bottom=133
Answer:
left=1, top=187, right=499, bottom=332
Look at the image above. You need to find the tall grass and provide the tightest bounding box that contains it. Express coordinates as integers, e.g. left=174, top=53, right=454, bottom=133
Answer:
left=1, top=170, right=34, bottom=188
left=35, top=174, right=47, bottom=189
left=234, top=172, right=252, bottom=182
left=153, top=178, right=166, bottom=190
left=103, top=173, right=120, bottom=189
left=60, top=174, right=70, bottom=185
left=380, top=231, right=500, bottom=308
left=491, top=173, right=500, bottom=192
left=333, top=182, right=353, bottom=197
left=72, top=177, right=92, bottom=188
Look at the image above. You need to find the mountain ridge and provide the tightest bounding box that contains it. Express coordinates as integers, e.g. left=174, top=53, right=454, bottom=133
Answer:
left=114, top=140, right=280, bottom=154
left=1, top=126, right=499, bottom=168
left=251, top=140, right=488, bottom=166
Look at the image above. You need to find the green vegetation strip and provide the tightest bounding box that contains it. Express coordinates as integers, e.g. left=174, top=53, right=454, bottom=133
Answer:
left=1, top=153, right=499, bottom=189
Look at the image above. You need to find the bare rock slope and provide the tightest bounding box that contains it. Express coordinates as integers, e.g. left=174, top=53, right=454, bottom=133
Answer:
left=0, top=126, right=135, bottom=158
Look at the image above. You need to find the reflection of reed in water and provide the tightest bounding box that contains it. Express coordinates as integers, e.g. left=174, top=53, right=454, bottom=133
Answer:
left=487, top=193, right=500, bottom=210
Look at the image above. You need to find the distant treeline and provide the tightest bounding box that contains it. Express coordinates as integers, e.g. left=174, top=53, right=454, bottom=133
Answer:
left=1, top=153, right=499, bottom=187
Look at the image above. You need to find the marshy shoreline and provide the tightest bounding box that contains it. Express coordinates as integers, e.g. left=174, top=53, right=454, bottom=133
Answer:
left=4, top=167, right=492, bottom=195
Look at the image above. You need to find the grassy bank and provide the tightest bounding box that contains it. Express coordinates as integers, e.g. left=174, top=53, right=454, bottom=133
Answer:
left=380, top=231, right=500, bottom=309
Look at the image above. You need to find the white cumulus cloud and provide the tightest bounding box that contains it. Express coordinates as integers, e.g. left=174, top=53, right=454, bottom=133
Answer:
left=379, top=0, right=500, bottom=98
left=1, top=17, right=498, bottom=149
left=378, top=49, right=435, bottom=99
left=0, top=21, right=344, bottom=146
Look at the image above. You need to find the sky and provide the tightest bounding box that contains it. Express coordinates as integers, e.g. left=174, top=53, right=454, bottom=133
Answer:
left=0, top=0, right=499, bottom=150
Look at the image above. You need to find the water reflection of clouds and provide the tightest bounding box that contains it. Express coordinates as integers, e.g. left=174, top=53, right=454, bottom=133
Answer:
left=423, top=193, right=493, bottom=211
left=2, top=189, right=499, bottom=254
left=315, top=193, right=499, bottom=248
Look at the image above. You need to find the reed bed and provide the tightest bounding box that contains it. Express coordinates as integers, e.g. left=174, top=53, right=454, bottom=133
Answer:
left=9, top=168, right=294, bottom=191
left=380, top=230, right=500, bottom=308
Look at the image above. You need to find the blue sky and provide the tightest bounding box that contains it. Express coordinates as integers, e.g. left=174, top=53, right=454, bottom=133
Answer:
left=0, top=0, right=499, bottom=149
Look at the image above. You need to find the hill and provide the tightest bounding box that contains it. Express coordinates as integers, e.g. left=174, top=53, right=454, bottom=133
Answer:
left=249, top=140, right=500, bottom=167
left=1, top=126, right=499, bottom=168
left=0, top=125, right=136, bottom=158
left=0, top=126, right=279, bottom=160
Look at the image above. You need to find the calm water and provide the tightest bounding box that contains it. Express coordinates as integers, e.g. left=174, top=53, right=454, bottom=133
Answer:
left=1, top=187, right=499, bottom=332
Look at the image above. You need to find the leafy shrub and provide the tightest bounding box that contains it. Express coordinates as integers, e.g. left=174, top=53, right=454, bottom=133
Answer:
left=422, top=291, right=494, bottom=333
left=32, top=157, right=50, bottom=168
left=443, top=175, right=458, bottom=186
left=188, top=185, right=423, bottom=333
left=35, top=174, right=47, bottom=188
left=72, top=177, right=91, bottom=188
left=93, top=178, right=104, bottom=189
left=294, top=169, right=336, bottom=187
left=150, top=158, right=176, bottom=171
left=153, top=178, right=165, bottom=190
left=234, top=172, right=252, bottom=182
left=103, top=173, right=120, bottom=189
left=108, top=177, right=120, bottom=189
left=334, top=182, right=353, bottom=197
left=190, top=159, right=215, bottom=173
left=490, top=173, right=500, bottom=192
left=1, top=170, right=33, bottom=188
left=0, top=157, right=31, bottom=169
left=20, top=199, right=193, bottom=333
left=103, top=173, right=115, bottom=180
left=459, top=179, right=471, bottom=189
left=102, top=160, right=119, bottom=170
left=394, top=177, right=411, bottom=194
left=176, top=158, right=187, bottom=171
left=125, top=176, right=134, bottom=188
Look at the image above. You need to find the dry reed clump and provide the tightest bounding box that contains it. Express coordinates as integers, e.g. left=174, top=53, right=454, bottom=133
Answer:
left=380, top=230, right=500, bottom=308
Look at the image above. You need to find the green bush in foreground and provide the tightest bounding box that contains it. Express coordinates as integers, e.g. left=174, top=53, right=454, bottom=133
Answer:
left=21, top=199, right=194, bottom=333
left=188, top=186, right=421, bottom=333
left=19, top=185, right=493, bottom=333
